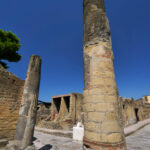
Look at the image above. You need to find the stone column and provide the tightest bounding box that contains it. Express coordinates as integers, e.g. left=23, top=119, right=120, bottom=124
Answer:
left=83, top=0, right=126, bottom=149
left=15, top=55, right=41, bottom=149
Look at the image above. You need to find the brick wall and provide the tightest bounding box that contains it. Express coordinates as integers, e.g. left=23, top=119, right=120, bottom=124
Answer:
left=0, top=65, right=24, bottom=140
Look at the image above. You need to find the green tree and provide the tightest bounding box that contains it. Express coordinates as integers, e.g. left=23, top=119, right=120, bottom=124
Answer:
left=0, top=29, right=21, bottom=68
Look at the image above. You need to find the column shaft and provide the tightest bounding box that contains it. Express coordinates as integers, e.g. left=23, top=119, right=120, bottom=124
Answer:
left=15, top=55, right=41, bottom=149
left=83, top=0, right=126, bottom=149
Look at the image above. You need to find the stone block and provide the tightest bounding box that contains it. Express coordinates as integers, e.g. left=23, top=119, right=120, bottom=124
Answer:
left=83, top=95, right=105, bottom=103
left=84, top=130, right=101, bottom=142
left=84, top=121, right=99, bottom=131
left=101, top=133, right=122, bottom=143
left=101, top=121, right=120, bottom=132
left=105, top=96, right=117, bottom=103
left=104, top=78, right=116, bottom=87
left=88, top=112, right=105, bottom=122
left=105, top=112, right=118, bottom=121
left=90, top=77, right=105, bottom=86
left=95, top=103, right=109, bottom=111
left=83, top=103, right=95, bottom=112
left=88, top=88, right=103, bottom=95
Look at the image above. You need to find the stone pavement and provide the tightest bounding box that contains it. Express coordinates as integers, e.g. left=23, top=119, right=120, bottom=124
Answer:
left=34, top=132, right=83, bottom=150
left=126, top=124, right=150, bottom=150
left=124, top=118, right=150, bottom=136
left=34, top=119, right=150, bottom=150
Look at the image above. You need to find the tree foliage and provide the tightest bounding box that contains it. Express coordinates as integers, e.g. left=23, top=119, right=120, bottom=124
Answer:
left=0, top=29, right=21, bottom=68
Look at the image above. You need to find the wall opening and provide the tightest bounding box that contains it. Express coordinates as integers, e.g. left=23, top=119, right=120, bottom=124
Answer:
left=53, top=97, right=61, bottom=113
left=123, top=105, right=125, bottom=109
left=134, top=108, right=139, bottom=122
left=64, top=96, right=70, bottom=112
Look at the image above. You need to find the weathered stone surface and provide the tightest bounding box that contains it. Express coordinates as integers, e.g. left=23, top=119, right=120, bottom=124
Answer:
left=33, top=122, right=150, bottom=150
left=15, top=55, right=41, bottom=149
left=40, top=93, right=83, bottom=130
left=121, top=97, right=150, bottom=127
left=83, top=0, right=126, bottom=149
left=88, top=112, right=105, bottom=122
left=83, top=0, right=110, bottom=46
left=126, top=123, right=150, bottom=150
left=36, top=101, right=51, bottom=126
left=0, top=65, right=24, bottom=140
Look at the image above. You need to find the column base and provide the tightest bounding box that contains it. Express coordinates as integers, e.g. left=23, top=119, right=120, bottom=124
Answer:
left=83, top=138, right=126, bottom=150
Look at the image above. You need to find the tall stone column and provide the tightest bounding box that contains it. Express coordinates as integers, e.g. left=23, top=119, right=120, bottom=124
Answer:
left=83, top=0, right=126, bottom=150
left=15, top=55, right=41, bottom=149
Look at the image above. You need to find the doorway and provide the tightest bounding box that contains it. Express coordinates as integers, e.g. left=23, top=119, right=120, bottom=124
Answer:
left=134, top=108, right=139, bottom=122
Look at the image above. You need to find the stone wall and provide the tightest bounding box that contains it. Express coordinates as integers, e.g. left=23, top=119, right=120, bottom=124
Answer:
left=0, top=65, right=24, bottom=140
left=36, top=101, right=51, bottom=126
left=121, top=98, right=137, bottom=126
left=143, top=95, right=150, bottom=104
left=121, top=97, right=150, bottom=127
left=37, top=93, right=150, bottom=130
left=37, top=93, right=83, bottom=130
left=51, top=93, right=83, bottom=129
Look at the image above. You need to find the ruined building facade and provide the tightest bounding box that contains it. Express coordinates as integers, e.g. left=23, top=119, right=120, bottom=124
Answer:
left=37, top=93, right=83, bottom=130
left=121, top=97, right=150, bottom=127
left=37, top=94, right=150, bottom=131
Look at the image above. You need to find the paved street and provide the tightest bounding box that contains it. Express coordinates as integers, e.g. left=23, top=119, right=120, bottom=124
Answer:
left=34, top=124, right=150, bottom=150
left=34, top=131, right=82, bottom=150
left=126, top=124, right=150, bottom=150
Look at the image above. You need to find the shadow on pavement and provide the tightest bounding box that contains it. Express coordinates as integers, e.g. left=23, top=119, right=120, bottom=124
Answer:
left=39, top=144, right=52, bottom=150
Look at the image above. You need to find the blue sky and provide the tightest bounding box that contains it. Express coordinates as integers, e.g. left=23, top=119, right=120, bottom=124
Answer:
left=0, top=0, right=150, bottom=102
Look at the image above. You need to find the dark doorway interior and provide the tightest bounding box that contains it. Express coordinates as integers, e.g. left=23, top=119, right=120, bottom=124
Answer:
left=53, top=97, right=61, bottom=113
left=123, top=105, right=125, bottom=109
left=135, top=108, right=139, bottom=121
left=64, top=96, right=70, bottom=112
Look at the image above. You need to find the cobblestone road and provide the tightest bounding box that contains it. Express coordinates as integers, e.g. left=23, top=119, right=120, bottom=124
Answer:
left=34, top=124, right=150, bottom=150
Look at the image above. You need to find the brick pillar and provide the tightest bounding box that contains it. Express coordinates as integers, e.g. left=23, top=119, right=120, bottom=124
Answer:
left=83, top=0, right=127, bottom=149
left=15, top=55, right=41, bottom=149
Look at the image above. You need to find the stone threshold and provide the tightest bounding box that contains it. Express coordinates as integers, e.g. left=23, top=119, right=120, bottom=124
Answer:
left=35, top=118, right=150, bottom=138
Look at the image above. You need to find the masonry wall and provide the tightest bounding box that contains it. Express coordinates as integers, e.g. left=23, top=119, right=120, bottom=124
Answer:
left=37, top=94, right=150, bottom=130
left=36, top=102, right=51, bottom=126
left=121, top=97, right=150, bottom=127
left=0, top=65, right=24, bottom=140
left=37, top=93, right=83, bottom=130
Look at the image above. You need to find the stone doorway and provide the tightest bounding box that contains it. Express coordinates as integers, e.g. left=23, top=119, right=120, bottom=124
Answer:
left=135, top=108, right=139, bottom=122
left=53, top=97, right=61, bottom=113
left=64, top=96, right=70, bottom=112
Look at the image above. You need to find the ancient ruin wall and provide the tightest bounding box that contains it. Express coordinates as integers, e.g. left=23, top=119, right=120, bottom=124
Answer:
left=121, top=98, right=137, bottom=126
left=121, top=98, right=150, bottom=127
left=36, top=101, right=52, bottom=126
left=143, top=96, right=150, bottom=104
left=38, top=93, right=83, bottom=130
left=0, top=65, right=24, bottom=140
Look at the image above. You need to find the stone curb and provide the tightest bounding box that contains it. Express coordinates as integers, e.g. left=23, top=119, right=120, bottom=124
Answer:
left=35, top=118, right=150, bottom=138
left=35, top=127, right=72, bottom=138
left=124, top=118, right=150, bottom=136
